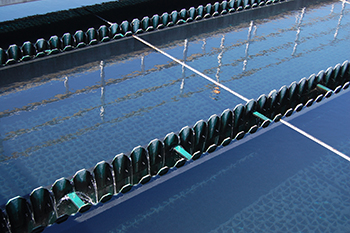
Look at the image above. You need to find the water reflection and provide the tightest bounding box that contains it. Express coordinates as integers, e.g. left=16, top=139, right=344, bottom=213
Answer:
left=333, top=1, right=346, bottom=40
left=330, top=4, right=335, bottom=14
left=2, top=5, right=345, bottom=120
left=141, top=55, right=145, bottom=73
left=64, top=76, right=69, bottom=94
left=292, top=7, right=305, bottom=56
left=211, top=35, right=225, bottom=101
left=1, top=4, right=346, bottom=122
left=180, top=39, right=189, bottom=95
left=243, top=21, right=257, bottom=71
left=0, top=0, right=349, bottom=208
left=202, top=38, right=207, bottom=54
left=100, top=61, right=106, bottom=121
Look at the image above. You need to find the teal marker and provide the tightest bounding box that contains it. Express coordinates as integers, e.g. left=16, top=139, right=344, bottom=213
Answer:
left=67, top=192, right=85, bottom=209
left=253, top=111, right=272, bottom=122
left=316, top=84, right=332, bottom=92
left=174, top=145, right=192, bottom=160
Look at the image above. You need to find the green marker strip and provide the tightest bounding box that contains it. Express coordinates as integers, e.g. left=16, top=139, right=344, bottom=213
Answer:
left=317, top=84, right=332, bottom=92
left=253, top=111, right=272, bottom=122
left=174, top=145, right=192, bottom=160
left=67, top=192, right=85, bottom=209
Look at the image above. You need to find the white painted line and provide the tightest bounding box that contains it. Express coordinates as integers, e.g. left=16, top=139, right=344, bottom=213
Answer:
left=133, top=35, right=250, bottom=102
left=280, top=119, right=350, bottom=162
left=340, top=0, right=350, bottom=4
left=132, top=35, right=350, bottom=162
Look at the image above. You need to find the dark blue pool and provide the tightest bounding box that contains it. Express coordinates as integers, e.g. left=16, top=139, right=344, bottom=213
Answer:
left=44, top=88, right=350, bottom=233
left=0, top=0, right=349, bottom=232
left=0, top=0, right=118, bottom=22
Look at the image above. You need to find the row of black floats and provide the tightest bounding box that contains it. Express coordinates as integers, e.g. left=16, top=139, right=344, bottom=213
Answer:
left=2, top=60, right=349, bottom=233
left=0, top=24, right=122, bottom=66
left=0, top=0, right=286, bottom=66
left=0, top=101, right=279, bottom=233
left=254, top=60, right=350, bottom=123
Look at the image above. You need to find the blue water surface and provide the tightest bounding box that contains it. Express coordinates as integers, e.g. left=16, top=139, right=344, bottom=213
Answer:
left=0, top=0, right=349, bottom=222
left=45, top=88, right=350, bottom=233
left=0, top=0, right=118, bottom=22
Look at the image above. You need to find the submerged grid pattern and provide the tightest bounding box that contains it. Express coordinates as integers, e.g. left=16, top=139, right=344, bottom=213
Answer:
left=210, top=153, right=350, bottom=233
left=0, top=1, right=350, bottom=206
left=99, top=118, right=350, bottom=233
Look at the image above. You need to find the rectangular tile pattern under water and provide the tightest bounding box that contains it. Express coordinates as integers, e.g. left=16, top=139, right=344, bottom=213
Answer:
left=45, top=89, right=350, bottom=232
left=0, top=0, right=350, bottom=232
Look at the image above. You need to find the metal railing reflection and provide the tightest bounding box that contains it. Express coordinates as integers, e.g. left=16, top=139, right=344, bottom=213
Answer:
left=292, top=7, right=305, bottom=56
left=211, top=35, right=225, bottom=100
left=64, top=76, right=69, bottom=94
left=180, top=39, right=189, bottom=95
left=100, top=61, right=106, bottom=121
left=243, top=21, right=257, bottom=71
left=333, top=1, right=346, bottom=40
